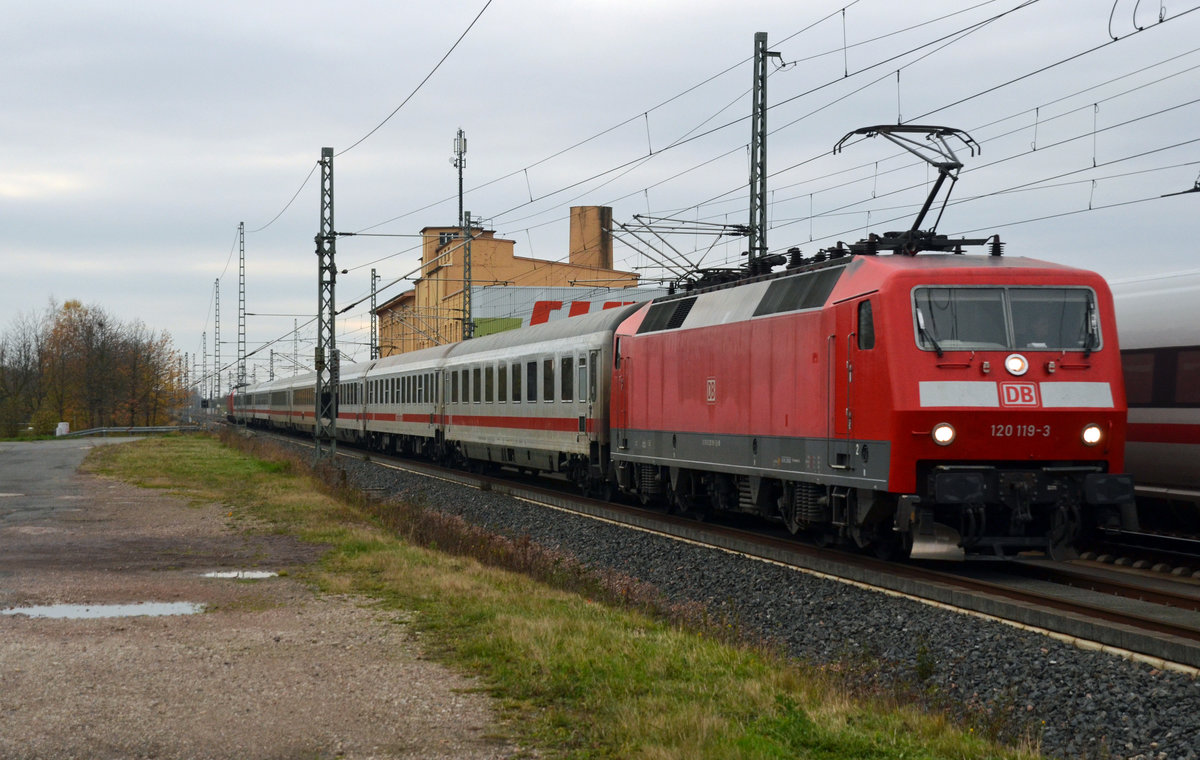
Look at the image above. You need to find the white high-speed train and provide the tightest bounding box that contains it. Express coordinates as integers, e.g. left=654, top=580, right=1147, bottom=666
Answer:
left=1112, top=271, right=1200, bottom=531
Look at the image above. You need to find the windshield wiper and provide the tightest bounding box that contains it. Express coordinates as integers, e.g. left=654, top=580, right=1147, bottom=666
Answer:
left=917, top=311, right=944, bottom=358
left=1084, top=299, right=1097, bottom=358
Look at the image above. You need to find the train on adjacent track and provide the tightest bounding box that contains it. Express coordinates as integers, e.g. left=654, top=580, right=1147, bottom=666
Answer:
left=229, top=246, right=1138, bottom=560
left=1112, top=271, right=1200, bottom=536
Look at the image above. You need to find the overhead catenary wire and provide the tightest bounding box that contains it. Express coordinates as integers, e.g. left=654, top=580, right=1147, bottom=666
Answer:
left=337, top=0, right=495, bottom=157
left=219, top=1, right=1200, bottom=369
left=638, top=13, right=1200, bottom=260
left=353, top=0, right=995, bottom=236
left=233, top=1, right=1056, bottom=343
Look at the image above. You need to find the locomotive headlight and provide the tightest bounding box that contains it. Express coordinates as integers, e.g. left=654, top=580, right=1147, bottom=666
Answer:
left=1004, top=353, right=1029, bottom=376
left=932, top=422, right=956, bottom=446
left=1081, top=423, right=1103, bottom=447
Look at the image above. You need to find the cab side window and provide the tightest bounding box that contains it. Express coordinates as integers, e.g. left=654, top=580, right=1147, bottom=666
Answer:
left=857, top=300, right=875, bottom=350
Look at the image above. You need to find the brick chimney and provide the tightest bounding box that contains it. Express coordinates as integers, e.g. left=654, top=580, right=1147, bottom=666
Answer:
left=568, top=206, right=612, bottom=269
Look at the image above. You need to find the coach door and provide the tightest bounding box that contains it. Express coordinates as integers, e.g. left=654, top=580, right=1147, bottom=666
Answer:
left=614, top=339, right=629, bottom=449
left=577, top=349, right=600, bottom=442
left=434, top=369, right=445, bottom=431
left=828, top=300, right=857, bottom=471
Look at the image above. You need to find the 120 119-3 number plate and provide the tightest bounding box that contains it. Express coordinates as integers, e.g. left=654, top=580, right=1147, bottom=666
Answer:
left=990, top=424, right=1051, bottom=437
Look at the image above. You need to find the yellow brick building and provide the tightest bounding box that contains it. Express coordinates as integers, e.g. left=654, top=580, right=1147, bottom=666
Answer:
left=377, top=206, right=645, bottom=356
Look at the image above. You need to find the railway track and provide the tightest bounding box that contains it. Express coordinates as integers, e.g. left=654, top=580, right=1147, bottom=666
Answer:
left=249, top=426, right=1200, bottom=673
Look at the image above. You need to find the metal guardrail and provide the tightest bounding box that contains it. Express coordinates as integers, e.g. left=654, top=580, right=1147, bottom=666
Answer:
left=60, top=425, right=203, bottom=438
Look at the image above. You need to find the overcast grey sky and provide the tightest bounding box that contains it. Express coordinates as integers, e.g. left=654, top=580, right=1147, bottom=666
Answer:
left=5, top=0, right=1199, bottom=385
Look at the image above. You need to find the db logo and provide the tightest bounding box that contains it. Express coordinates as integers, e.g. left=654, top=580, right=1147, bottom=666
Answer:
left=706, top=377, right=717, bottom=404
left=1000, top=382, right=1039, bottom=407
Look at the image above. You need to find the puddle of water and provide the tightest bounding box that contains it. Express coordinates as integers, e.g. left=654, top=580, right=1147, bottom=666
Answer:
left=202, top=570, right=278, bottom=580
left=0, top=602, right=204, bottom=619
left=9, top=526, right=62, bottom=535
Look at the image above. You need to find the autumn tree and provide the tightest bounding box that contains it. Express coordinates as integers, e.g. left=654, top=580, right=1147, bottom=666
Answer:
left=0, top=300, right=186, bottom=435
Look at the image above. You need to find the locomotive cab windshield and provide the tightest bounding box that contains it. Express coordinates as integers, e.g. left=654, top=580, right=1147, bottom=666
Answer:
left=913, top=286, right=1100, bottom=353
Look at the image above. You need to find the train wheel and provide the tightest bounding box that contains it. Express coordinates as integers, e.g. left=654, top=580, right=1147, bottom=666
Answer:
left=874, top=529, right=914, bottom=561
left=779, top=495, right=803, bottom=535
left=1047, top=501, right=1081, bottom=561
left=598, top=478, right=615, bottom=503
left=812, top=529, right=836, bottom=548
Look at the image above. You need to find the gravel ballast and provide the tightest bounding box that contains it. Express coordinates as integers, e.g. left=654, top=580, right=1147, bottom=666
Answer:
left=337, top=452, right=1200, bottom=760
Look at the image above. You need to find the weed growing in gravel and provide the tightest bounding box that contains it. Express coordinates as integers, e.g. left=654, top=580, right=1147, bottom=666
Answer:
left=87, top=433, right=1046, bottom=760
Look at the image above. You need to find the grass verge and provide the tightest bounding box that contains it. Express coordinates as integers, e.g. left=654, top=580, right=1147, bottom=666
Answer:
left=84, top=433, right=1043, bottom=759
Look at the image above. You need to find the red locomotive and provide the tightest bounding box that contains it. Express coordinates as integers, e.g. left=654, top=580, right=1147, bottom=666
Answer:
left=609, top=251, right=1136, bottom=559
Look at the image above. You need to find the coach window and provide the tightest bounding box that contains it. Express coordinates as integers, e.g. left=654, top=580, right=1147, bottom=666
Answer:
left=485, top=365, right=495, bottom=403
left=511, top=362, right=522, bottom=403
left=858, top=300, right=875, bottom=350
left=498, top=363, right=508, bottom=403
left=526, top=361, right=538, bottom=402
left=543, top=358, right=555, bottom=402
left=561, top=356, right=573, bottom=401
left=451, top=371, right=459, bottom=403
left=1176, top=349, right=1200, bottom=405
left=473, top=367, right=482, bottom=403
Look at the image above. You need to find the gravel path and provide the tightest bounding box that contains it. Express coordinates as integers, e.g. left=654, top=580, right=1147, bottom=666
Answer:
left=339, top=452, right=1200, bottom=760
left=0, top=440, right=520, bottom=760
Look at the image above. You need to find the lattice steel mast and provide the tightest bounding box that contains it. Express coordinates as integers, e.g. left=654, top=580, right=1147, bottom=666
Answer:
left=748, top=32, right=780, bottom=266
left=314, top=147, right=338, bottom=459
left=237, top=221, right=247, bottom=388
left=213, top=278, right=220, bottom=399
